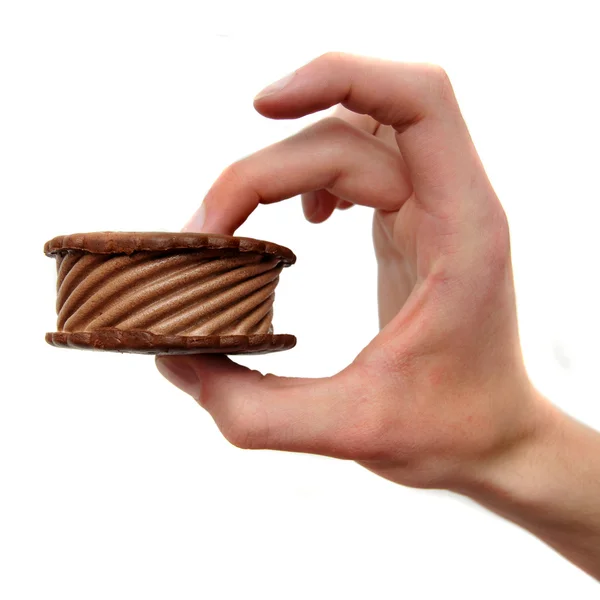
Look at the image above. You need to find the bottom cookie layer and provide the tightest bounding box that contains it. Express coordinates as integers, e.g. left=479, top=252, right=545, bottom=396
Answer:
left=46, top=329, right=296, bottom=355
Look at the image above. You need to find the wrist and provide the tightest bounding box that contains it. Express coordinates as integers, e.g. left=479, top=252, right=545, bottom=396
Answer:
left=458, top=387, right=557, bottom=502
left=453, top=388, right=600, bottom=578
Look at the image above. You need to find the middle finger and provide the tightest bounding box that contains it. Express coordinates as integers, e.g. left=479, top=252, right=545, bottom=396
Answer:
left=196, top=117, right=411, bottom=235
left=302, top=107, right=404, bottom=219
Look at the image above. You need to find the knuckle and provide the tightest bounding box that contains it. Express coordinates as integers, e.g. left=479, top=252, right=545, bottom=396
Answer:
left=420, top=63, right=454, bottom=103
left=422, top=63, right=450, bottom=85
left=425, top=63, right=450, bottom=82
left=316, top=51, right=348, bottom=66
left=298, top=117, right=362, bottom=167
left=220, top=161, right=245, bottom=186
left=222, top=416, right=264, bottom=450
left=220, top=395, right=268, bottom=450
left=311, top=116, right=354, bottom=138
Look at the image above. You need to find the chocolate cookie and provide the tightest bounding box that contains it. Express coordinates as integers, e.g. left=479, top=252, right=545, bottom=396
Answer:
left=45, top=232, right=296, bottom=355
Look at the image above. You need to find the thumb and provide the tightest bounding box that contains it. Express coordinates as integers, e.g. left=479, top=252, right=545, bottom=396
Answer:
left=155, top=354, right=366, bottom=457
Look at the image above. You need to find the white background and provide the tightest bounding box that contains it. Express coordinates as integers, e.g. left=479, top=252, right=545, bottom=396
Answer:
left=1, top=0, right=599, bottom=597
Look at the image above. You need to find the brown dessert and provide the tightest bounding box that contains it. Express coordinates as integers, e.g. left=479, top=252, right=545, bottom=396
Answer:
left=44, top=232, right=296, bottom=354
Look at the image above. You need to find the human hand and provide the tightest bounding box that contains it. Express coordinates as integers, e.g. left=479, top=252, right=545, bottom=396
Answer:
left=156, top=53, right=548, bottom=491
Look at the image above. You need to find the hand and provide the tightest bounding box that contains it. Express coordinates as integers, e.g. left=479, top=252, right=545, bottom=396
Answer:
left=156, top=52, right=547, bottom=491
left=156, top=54, right=600, bottom=579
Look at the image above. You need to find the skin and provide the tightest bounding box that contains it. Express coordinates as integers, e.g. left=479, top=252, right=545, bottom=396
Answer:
left=155, top=53, right=600, bottom=579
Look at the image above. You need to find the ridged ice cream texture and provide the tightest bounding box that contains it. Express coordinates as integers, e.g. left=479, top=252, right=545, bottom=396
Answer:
left=53, top=249, right=283, bottom=336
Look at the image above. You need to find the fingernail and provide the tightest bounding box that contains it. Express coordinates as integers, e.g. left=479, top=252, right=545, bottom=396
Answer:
left=254, top=71, right=296, bottom=100
left=302, top=192, right=319, bottom=222
left=156, top=357, right=200, bottom=399
left=182, top=202, right=206, bottom=232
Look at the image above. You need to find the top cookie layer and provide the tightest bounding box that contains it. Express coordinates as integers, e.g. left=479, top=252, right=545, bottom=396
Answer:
left=44, top=232, right=296, bottom=265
